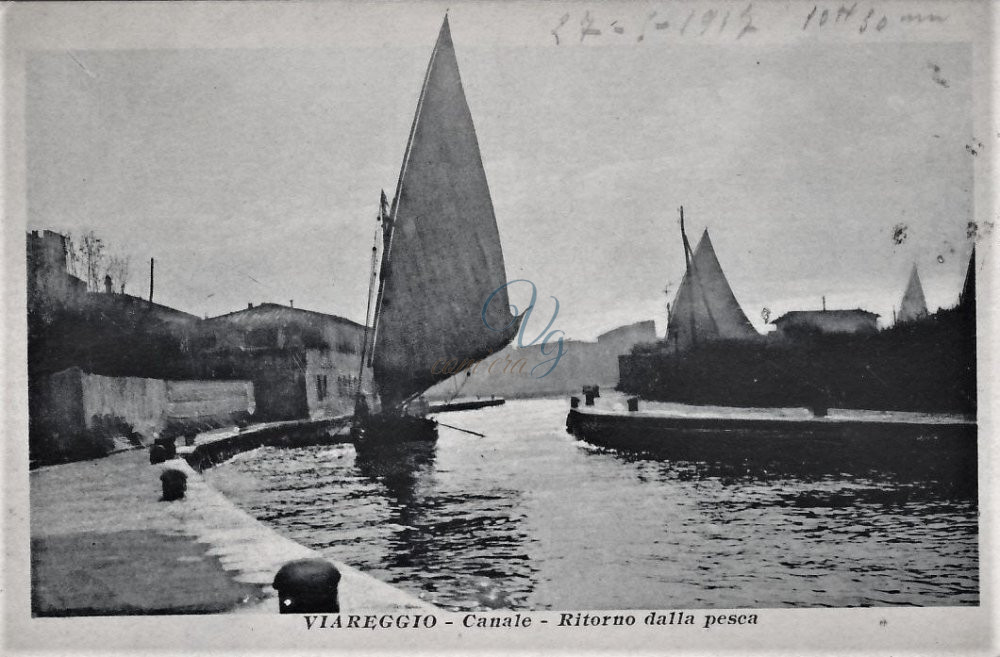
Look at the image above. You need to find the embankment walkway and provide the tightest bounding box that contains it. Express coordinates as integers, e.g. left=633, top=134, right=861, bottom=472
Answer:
left=30, top=431, right=436, bottom=615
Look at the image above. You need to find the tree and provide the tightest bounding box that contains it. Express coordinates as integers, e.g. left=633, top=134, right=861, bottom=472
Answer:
left=106, top=254, right=131, bottom=294
left=63, top=231, right=82, bottom=278
left=78, top=231, right=105, bottom=292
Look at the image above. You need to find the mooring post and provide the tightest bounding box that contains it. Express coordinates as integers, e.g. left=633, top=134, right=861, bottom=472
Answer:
left=273, top=559, right=341, bottom=613
left=570, top=396, right=580, bottom=409
left=160, top=468, right=187, bottom=501
left=154, top=436, right=177, bottom=459
left=149, top=444, right=168, bottom=464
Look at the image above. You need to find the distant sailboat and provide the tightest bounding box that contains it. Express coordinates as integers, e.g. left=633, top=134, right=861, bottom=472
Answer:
left=897, top=264, right=928, bottom=323
left=353, top=16, right=519, bottom=442
left=665, top=207, right=758, bottom=351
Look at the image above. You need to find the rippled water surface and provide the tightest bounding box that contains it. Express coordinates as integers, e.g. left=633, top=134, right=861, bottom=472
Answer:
left=206, top=399, right=978, bottom=610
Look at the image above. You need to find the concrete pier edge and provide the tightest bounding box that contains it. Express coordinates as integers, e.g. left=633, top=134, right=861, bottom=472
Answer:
left=30, top=418, right=438, bottom=616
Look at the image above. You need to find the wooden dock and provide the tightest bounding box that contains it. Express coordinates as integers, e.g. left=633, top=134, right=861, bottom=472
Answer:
left=566, top=399, right=977, bottom=479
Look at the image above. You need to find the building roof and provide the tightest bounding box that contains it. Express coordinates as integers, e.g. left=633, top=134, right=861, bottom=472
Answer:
left=87, top=291, right=200, bottom=322
left=596, top=319, right=657, bottom=343
left=205, top=302, right=366, bottom=331
left=772, top=309, right=880, bottom=325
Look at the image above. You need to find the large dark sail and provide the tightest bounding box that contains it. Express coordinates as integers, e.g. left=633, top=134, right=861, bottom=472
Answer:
left=371, top=16, right=518, bottom=409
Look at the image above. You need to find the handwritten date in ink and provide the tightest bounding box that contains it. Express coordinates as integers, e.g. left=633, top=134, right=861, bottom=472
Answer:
left=551, top=3, right=757, bottom=45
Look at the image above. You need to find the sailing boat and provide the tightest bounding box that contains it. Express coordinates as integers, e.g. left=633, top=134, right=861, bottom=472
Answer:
left=567, top=206, right=975, bottom=470
left=665, top=207, right=758, bottom=352
left=897, top=264, right=929, bottom=323
left=352, top=15, right=519, bottom=443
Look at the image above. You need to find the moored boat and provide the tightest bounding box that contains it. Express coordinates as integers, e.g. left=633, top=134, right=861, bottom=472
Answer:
left=568, top=210, right=978, bottom=479
left=567, top=400, right=977, bottom=478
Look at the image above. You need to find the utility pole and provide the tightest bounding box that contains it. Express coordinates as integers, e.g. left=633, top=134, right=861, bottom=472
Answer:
left=149, top=258, right=155, bottom=303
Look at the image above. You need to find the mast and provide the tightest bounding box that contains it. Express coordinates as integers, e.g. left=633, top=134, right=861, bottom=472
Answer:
left=679, top=206, right=697, bottom=348
left=355, top=193, right=386, bottom=405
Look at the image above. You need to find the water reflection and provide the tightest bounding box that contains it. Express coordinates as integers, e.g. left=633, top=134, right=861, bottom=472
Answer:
left=354, top=441, right=436, bottom=504
left=352, top=439, right=536, bottom=609
left=592, top=443, right=978, bottom=502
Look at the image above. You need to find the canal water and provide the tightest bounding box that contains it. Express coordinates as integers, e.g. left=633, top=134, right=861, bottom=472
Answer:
left=205, top=399, right=978, bottom=610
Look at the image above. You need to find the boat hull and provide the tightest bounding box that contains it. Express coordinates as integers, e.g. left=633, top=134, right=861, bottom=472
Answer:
left=351, top=414, right=438, bottom=444
left=566, top=408, right=977, bottom=480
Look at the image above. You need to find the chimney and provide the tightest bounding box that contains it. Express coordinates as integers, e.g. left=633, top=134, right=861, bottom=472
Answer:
left=248, top=302, right=253, bottom=309
left=822, top=296, right=826, bottom=311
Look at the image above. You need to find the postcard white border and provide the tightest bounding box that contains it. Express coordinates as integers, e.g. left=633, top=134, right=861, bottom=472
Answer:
left=2, top=1, right=996, bottom=654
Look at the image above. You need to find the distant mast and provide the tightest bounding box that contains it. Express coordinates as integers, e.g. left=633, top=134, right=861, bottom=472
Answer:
left=678, top=206, right=697, bottom=348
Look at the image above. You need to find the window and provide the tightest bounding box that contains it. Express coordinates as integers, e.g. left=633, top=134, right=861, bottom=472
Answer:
left=316, top=374, right=328, bottom=400
left=337, top=375, right=358, bottom=396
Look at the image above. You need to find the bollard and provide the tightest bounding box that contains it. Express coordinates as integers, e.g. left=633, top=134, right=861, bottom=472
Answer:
left=154, top=437, right=177, bottom=459
left=160, top=468, right=187, bottom=501
left=570, top=396, right=580, bottom=409
left=273, top=559, right=341, bottom=613
left=149, top=444, right=168, bottom=465
left=584, top=391, right=596, bottom=406
left=627, top=397, right=639, bottom=412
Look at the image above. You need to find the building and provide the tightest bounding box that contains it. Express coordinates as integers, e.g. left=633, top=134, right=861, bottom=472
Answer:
left=770, top=309, right=879, bottom=340
left=27, top=230, right=88, bottom=316
left=198, top=303, right=367, bottom=421
left=27, top=230, right=252, bottom=463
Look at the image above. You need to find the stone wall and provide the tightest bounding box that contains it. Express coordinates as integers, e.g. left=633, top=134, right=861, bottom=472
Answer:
left=32, top=367, right=255, bottom=464
left=78, top=370, right=170, bottom=439
left=165, top=380, right=256, bottom=430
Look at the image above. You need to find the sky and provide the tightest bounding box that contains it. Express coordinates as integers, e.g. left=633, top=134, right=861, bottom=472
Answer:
left=23, top=4, right=980, bottom=341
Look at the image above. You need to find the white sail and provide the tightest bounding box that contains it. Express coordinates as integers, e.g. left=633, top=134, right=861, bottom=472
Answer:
left=898, top=264, right=929, bottom=323
left=666, top=229, right=758, bottom=351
